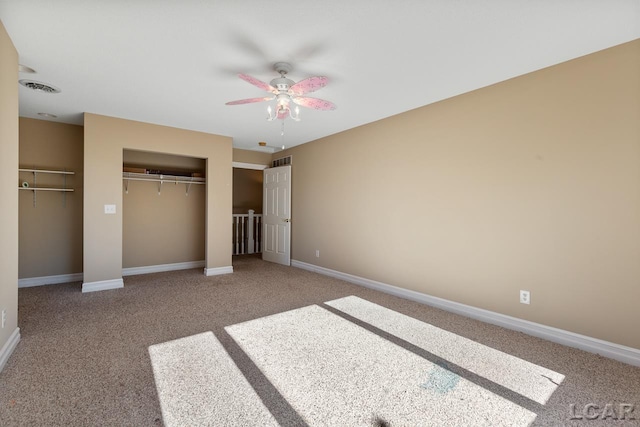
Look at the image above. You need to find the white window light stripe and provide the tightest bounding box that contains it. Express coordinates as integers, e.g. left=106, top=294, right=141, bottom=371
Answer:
left=326, top=296, right=564, bottom=405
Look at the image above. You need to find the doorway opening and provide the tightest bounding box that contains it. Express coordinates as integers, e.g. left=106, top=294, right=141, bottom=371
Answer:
left=233, top=167, right=264, bottom=255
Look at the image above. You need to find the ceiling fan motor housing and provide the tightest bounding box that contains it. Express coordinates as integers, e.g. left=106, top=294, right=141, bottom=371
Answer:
left=271, top=62, right=294, bottom=91
left=271, top=77, right=294, bottom=91
left=273, top=61, right=293, bottom=74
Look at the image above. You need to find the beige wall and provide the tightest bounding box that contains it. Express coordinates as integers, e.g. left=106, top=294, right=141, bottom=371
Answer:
left=17, top=122, right=210, bottom=275
left=0, top=20, right=19, bottom=360
left=18, top=118, right=83, bottom=278
left=122, top=151, right=205, bottom=268
left=233, top=148, right=272, bottom=165
left=233, top=168, right=263, bottom=214
left=281, top=40, right=640, bottom=349
left=84, top=114, right=232, bottom=284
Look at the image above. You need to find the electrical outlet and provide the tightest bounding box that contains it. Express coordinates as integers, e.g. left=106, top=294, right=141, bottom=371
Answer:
left=315, top=250, right=320, bottom=258
left=520, top=290, right=531, bottom=305
left=104, top=204, right=116, bottom=214
left=1, top=309, right=6, bottom=328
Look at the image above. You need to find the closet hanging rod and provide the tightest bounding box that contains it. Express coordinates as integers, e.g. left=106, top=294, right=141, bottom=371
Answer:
left=122, top=173, right=205, bottom=185
left=122, top=177, right=205, bottom=185
left=19, top=168, right=75, bottom=175
left=18, top=187, right=74, bottom=192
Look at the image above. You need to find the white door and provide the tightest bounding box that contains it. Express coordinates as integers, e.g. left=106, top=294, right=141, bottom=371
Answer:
left=262, top=165, right=291, bottom=265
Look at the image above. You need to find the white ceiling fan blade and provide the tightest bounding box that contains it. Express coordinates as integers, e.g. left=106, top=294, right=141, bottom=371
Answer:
left=225, top=96, right=275, bottom=105
left=292, top=96, right=336, bottom=111
left=238, top=73, right=277, bottom=93
left=289, top=76, right=329, bottom=96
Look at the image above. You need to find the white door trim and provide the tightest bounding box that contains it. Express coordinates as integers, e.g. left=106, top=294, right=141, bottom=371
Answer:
left=232, top=162, right=268, bottom=170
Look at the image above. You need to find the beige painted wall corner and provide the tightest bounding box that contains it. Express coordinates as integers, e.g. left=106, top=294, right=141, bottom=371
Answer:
left=0, top=19, right=20, bottom=370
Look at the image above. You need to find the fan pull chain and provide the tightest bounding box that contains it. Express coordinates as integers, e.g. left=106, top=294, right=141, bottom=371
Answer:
left=281, top=120, right=285, bottom=149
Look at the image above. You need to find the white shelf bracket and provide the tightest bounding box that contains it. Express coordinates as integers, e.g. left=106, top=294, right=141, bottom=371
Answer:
left=186, top=177, right=194, bottom=196
left=32, top=169, right=37, bottom=207
left=63, top=169, right=67, bottom=208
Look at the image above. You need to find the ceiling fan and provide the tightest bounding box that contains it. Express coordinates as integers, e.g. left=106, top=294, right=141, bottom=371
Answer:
left=225, top=62, right=336, bottom=121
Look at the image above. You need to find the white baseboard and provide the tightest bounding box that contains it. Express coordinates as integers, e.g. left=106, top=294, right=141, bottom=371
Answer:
left=18, top=273, right=83, bottom=288
left=204, top=266, right=234, bottom=276
left=0, top=328, right=20, bottom=374
left=82, top=278, right=124, bottom=293
left=123, top=260, right=205, bottom=276
left=291, top=259, right=640, bottom=368
left=19, top=261, right=207, bottom=289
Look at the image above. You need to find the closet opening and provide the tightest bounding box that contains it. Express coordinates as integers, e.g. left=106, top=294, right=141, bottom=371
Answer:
left=122, top=149, right=206, bottom=274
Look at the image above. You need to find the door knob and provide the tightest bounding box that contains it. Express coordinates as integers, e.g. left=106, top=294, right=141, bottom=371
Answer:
left=283, top=218, right=290, bottom=223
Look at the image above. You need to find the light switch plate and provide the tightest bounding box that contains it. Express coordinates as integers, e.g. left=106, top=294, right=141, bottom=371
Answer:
left=104, top=204, right=116, bottom=214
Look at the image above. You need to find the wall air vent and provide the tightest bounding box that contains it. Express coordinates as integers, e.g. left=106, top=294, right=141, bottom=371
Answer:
left=272, top=155, right=292, bottom=168
left=19, top=79, right=61, bottom=94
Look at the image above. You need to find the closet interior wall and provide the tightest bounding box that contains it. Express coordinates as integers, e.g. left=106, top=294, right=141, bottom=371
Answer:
left=18, top=118, right=84, bottom=279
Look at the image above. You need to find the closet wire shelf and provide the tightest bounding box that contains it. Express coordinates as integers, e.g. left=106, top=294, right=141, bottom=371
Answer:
left=122, top=172, right=205, bottom=196
left=19, top=168, right=75, bottom=207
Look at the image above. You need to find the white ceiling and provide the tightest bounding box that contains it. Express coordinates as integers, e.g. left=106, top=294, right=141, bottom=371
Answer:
left=1, top=1, right=639, bottom=152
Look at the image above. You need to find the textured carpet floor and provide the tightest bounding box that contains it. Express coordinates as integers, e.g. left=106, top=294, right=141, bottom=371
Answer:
left=0, top=255, right=639, bottom=426
left=227, top=304, right=536, bottom=426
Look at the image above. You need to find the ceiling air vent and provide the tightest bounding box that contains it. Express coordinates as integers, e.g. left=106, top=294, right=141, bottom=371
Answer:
left=19, top=79, right=61, bottom=94
left=272, top=155, right=292, bottom=168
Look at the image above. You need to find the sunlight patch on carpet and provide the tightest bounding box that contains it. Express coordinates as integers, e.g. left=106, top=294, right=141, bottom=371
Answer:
left=226, top=305, right=536, bottom=426
left=148, top=332, right=278, bottom=427
left=326, top=296, right=564, bottom=405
